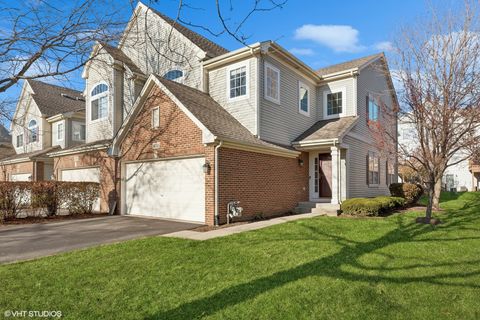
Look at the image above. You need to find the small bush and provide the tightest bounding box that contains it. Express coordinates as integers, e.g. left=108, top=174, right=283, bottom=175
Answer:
left=58, top=182, right=100, bottom=214
left=0, top=182, right=30, bottom=222
left=341, top=196, right=405, bottom=216
left=389, top=183, right=423, bottom=205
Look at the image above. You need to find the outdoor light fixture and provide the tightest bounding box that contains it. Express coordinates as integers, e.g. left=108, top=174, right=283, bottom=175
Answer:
left=298, top=159, right=304, bottom=167
left=203, top=162, right=211, bottom=174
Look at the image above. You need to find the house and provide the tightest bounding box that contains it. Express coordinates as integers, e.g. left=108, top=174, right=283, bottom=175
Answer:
left=0, top=80, right=85, bottom=181
left=398, top=118, right=479, bottom=191
left=1, top=2, right=398, bottom=225
left=0, top=125, right=14, bottom=160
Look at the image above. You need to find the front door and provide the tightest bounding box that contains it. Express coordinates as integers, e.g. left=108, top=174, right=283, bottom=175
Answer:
left=317, top=153, right=332, bottom=198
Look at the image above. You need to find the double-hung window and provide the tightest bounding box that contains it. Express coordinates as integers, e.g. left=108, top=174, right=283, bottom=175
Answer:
left=91, top=83, right=109, bottom=121
left=324, top=88, right=346, bottom=118
left=228, top=62, right=248, bottom=100
left=264, top=62, right=280, bottom=104
left=56, top=122, right=64, bottom=141
left=367, top=95, right=379, bottom=122
left=367, top=151, right=380, bottom=185
left=298, top=82, right=310, bottom=116
left=16, top=134, right=23, bottom=147
left=151, top=107, right=160, bottom=128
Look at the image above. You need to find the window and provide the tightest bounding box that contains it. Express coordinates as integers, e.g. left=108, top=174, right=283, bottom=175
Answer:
left=264, top=63, right=280, bottom=103
left=367, top=95, right=379, bottom=122
left=367, top=151, right=380, bottom=185
left=386, top=160, right=395, bottom=186
left=228, top=62, right=248, bottom=100
left=56, top=122, right=64, bottom=141
left=298, top=82, right=310, bottom=116
left=163, top=69, right=183, bottom=82
left=152, top=107, right=160, bottom=128
left=16, top=134, right=23, bottom=147
left=27, top=119, right=38, bottom=143
left=91, top=83, right=109, bottom=121
left=72, top=122, right=86, bottom=141
left=324, top=88, right=346, bottom=118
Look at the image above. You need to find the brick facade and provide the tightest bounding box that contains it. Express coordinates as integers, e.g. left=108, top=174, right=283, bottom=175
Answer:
left=1, top=160, right=48, bottom=181
left=53, top=151, right=116, bottom=212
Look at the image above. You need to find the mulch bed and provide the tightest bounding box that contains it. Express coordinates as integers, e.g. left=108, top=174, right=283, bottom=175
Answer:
left=1, top=213, right=109, bottom=226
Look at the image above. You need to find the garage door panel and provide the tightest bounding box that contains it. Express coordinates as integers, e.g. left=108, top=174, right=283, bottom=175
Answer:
left=125, top=157, right=205, bottom=222
left=10, top=173, right=31, bottom=181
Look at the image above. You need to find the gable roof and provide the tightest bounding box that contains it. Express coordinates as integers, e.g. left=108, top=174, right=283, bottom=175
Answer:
left=140, top=3, right=229, bottom=58
left=27, top=80, right=85, bottom=117
left=294, top=116, right=359, bottom=143
left=100, top=43, right=144, bottom=75
left=316, top=53, right=383, bottom=77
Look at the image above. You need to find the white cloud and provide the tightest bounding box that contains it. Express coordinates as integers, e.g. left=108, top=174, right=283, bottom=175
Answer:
left=294, top=24, right=365, bottom=53
left=373, top=41, right=394, bottom=52
left=289, top=48, right=315, bottom=56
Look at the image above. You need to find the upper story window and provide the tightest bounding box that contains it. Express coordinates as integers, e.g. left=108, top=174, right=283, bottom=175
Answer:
left=298, top=82, right=310, bottom=116
left=264, top=62, right=280, bottom=104
left=367, top=151, right=380, bottom=186
left=16, top=134, right=23, bottom=148
left=163, top=70, right=184, bottom=82
left=151, top=107, right=160, bottom=129
left=227, top=61, right=249, bottom=100
left=27, top=119, right=38, bottom=143
left=91, top=83, right=109, bottom=121
left=367, top=95, right=379, bottom=122
left=323, top=87, right=346, bottom=119
left=56, top=122, right=64, bottom=141
left=72, top=122, right=86, bottom=141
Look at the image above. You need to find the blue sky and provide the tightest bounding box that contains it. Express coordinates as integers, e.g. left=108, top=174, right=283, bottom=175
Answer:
left=0, top=0, right=443, bottom=120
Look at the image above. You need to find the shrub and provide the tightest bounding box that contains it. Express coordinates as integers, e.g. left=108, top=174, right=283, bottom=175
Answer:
left=58, top=182, right=100, bottom=214
left=0, top=182, right=30, bottom=222
left=389, top=183, right=423, bottom=205
left=341, top=196, right=405, bottom=217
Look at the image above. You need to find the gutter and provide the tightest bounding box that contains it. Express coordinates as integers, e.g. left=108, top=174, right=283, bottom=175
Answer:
left=47, top=142, right=110, bottom=157
left=214, top=140, right=223, bottom=226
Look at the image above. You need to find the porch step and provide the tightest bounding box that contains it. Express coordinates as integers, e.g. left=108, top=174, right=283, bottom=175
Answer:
left=293, top=202, right=340, bottom=216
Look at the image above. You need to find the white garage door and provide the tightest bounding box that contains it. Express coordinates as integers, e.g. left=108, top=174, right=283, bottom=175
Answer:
left=61, top=167, right=101, bottom=211
left=125, top=157, right=205, bottom=223
left=61, top=167, right=100, bottom=182
left=10, top=173, right=31, bottom=181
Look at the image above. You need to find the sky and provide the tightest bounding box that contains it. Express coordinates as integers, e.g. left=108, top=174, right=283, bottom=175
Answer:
left=0, top=0, right=452, bottom=126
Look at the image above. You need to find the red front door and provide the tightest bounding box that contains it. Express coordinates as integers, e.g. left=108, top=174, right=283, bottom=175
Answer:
left=318, top=154, right=332, bottom=198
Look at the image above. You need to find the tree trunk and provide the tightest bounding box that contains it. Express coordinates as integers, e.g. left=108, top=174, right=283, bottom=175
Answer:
left=433, top=178, right=442, bottom=210
left=425, top=181, right=434, bottom=222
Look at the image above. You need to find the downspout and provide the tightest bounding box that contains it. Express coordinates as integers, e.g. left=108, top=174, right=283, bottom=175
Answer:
left=214, top=140, right=223, bottom=226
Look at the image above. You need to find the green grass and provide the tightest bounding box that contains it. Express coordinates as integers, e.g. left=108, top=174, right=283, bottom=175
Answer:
left=1, top=192, right=480, bottom=319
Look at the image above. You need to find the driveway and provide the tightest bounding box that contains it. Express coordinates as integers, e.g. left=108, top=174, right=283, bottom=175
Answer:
left=0, top=216, right=201, bottom=264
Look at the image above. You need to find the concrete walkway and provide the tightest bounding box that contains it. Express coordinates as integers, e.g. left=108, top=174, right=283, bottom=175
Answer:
left=163, top=212, right=325, bottom=240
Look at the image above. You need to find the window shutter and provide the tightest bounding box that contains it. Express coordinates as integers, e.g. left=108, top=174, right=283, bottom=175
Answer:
left=366, top=153, right=370, bottom=185
left=378, top=157, right=381, bottom=185
left=366, top=95, right=369, bottom=123
left=386, top=160, right=389, bottom=185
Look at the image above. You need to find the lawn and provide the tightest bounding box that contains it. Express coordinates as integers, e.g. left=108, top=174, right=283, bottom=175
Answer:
left=1, top=193, right=480, bottom=320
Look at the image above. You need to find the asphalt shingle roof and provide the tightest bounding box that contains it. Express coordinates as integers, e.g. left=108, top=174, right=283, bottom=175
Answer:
left=27, top=80, right=85, bottom=117
left=294, top=116, right=359, bottom=142
left=154, top=76, right=293, bottom=152
left=100, top=43, right=144, bottom=75
left=316, top=53, right=383, bottom=76
left=1, top=146, right=60, bottom=162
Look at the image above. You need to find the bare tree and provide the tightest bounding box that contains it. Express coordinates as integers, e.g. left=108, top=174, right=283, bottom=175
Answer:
left=375, top=1, right=480, bottom=222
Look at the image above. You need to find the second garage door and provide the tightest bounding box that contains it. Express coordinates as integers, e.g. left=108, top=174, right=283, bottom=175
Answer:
left=125, top=157, right=205, bottom=223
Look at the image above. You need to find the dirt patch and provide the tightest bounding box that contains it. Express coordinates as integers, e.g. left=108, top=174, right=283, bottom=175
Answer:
left=415, top=216, right=442, bottom=225
left=1, top=213, right=109, bottom=226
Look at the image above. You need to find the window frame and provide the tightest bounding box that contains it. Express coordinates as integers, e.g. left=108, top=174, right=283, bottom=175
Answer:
left=226, top=60, right=250, bottom=102
left=90, top=82, right=109, bottom=122
left=386, top=159, right=395, bottom=186
left=367, top=94, right=380, bottom=123
left=16, top=134, right=23, bottom=148
left=27, top=119, right=38, bottom=143
left=151, top=107, right=160, bottom=129
left=323, top=87, right=346, bottom=119
left=72, top=122, right=86, bottom=141
left=56, top=122, right=64, bottom=141
left=367, top=151, right=380, bottom=186
left=298, top=81, right=310, bottom=116
left=163, top=69, right=184, bottom=83
left=264, top=62, right=280, bottom=104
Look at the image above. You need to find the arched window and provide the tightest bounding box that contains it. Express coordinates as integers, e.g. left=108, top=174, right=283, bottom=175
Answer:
left=163, top=70, right=184, bottom=82
left=91, top=83, right=109, bottom=121
left=28, top=119, right=38, bottom=143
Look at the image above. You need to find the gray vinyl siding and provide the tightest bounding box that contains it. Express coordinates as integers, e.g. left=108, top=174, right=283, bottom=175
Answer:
left=120, top=7, right=204, bottom=90
left=317, top=77, right=356, bottom=120
left=352, top=61, right=395, bottom=138
left=85, top=50, right=115, bottom=143
left=259, top=55, right=317, bottom=145
left=208, top=57, right=257, bottom=134
left=343, top=134, right=391, bottom=198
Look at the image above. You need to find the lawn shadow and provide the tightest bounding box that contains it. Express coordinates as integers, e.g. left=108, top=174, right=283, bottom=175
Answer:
left=146, top=196, right=480, bottom=319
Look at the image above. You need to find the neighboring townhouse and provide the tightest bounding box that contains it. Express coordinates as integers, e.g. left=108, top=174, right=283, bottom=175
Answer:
left=0, top=125, right=14, bottom=160
left=4, top=2, right=399, bottom=225
left=398, top=118, right=479, bottom=191
left=0, top=80, right=85, bottom=181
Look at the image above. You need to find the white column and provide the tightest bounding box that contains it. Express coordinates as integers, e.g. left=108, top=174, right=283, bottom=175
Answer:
left=331, top=146, right=340, bottom=204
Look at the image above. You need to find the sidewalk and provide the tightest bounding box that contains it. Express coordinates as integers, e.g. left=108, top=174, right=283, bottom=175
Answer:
left=162, top=212, right=325, bottom=240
